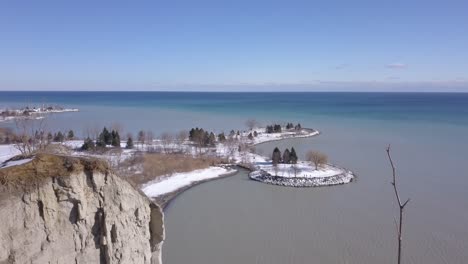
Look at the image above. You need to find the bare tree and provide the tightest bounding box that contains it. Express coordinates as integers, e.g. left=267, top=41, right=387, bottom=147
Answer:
left=176, top=130, right=188, bottom=144
left=160, top=132, right=174, bottom=154
left=13, top=116, right=49, bottom=155
left=245, top=119, right=258, bottom=130
left=386, top=146, right=410, bottom=264
left=137, top=130, right=146, bottom=150
left=90, top=123, right=101, bottom=140
left=225, top=137, right=238, bottom=158
left=273, top=163, right=279, bottom=176
left=108, top=148, right=123, bottom=168
left=306, top=151, right=328, bottom=170
left=145, top=131, right=154, bottom=150
left=291, top=163, right=301, bottom=177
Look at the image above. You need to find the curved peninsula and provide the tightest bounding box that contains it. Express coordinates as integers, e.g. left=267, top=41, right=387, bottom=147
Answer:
left=249, top=164, right=354, bottom=187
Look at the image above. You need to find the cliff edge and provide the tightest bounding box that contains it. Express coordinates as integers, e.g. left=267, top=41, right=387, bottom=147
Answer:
left=0, top=154, right=164, bottom=264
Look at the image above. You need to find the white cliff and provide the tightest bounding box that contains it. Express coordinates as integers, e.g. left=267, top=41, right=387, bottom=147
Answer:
left=0, top=154, right=164, bottom=264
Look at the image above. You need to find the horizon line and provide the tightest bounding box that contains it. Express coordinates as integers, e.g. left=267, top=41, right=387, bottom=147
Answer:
left=1, top=90, right=468, bottom=93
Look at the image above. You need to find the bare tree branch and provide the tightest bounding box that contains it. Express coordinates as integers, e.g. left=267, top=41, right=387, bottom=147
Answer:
left=386, top=145, right=410, bottom=264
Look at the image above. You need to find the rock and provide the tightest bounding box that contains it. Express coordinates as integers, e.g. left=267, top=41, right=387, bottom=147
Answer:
left=0, top=154, right=164, bottom=264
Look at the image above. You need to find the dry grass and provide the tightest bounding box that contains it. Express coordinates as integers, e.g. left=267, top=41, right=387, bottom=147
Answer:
left=39, top=144, right=73, bottom=155
left=0, top=154, right=109, bottom=190
left=127, top=153, right=227, bottom=186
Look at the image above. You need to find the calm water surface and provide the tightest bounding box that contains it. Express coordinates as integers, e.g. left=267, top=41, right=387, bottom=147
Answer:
left=1, top=92, right=467, bottom=263
left=163, top=121, right=468, bottom=264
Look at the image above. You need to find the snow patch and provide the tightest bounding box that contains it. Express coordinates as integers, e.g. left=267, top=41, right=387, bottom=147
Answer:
left=1, top=157, right=33, bottom=169
left=0, top=145, right=22, bottom=163
left=141, top=166, right=236, bottom=197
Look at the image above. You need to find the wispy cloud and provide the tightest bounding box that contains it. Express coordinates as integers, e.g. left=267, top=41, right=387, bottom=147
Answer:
left=386, top=63, right=407, bottom=69
left=335, top=64, right=348, bottom=70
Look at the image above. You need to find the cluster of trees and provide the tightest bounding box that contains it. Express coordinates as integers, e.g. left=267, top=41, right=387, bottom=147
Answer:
left=45, top=130, right=75, bottom=143
left=189, top=128, right=217, bottom=147
left=266, top=123, right=302, bottom=133
left=271, top=147, right=328, bottom=170
left=0, top=128, right=75, bottom=146
left=96, top=127, right=121, bottom=147
left=2, top=118, right=79, bottom=155
left=81, top=127, right=123, bottom=151
left=271, top=147, right=298, bottom=165
left=266, top=124, right=282, bottom=133
left=286, top=123, right=302, bottom=130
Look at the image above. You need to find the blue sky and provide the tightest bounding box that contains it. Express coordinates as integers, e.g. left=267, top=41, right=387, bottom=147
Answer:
left=1, top=0, right=467, bottom=91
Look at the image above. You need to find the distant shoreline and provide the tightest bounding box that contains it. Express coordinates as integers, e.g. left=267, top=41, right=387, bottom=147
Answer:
left=0, top=106, right=79, bottom=122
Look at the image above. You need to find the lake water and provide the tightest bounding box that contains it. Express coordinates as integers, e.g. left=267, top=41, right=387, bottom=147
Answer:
left=1, top=91, right=467, bottom=263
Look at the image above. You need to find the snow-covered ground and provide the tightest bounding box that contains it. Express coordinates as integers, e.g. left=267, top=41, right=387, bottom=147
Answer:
left=141, top=166, right=236, bottom=197
left=63, top=140, right=137, bottom=167
left=0, top=144, right=21, bottom=163
left=246, top=128, right=319, bottom=145
left=259, top=162, right=344, bottom=178
left=1, top=158, right=33, bottom=169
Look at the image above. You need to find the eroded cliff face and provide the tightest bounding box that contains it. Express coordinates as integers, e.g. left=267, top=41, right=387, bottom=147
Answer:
left=0, top=154, right=164, bottom=264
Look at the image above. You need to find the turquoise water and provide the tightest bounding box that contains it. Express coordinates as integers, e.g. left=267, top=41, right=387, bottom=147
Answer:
left=1, top=92, right=468, bottom=130
left=1, top=91, right=468, bottom=263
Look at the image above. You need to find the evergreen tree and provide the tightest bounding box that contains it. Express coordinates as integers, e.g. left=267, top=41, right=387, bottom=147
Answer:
left=189, top=128, right=196, bottom=141
left=54, top=131, right=65, bottom=142
left=67, top=130, right=74, bottom=140
left=96, top=132, right=107, bottom=148
left=47, top=132, right=53, bottom=142
left=208, top=132, right=216, bottom=146
left=248, top=132, right=253, bottom=140
left=290, top=147, right=298, bottom=164
left=266, top=124, right=282, bottom=133
left=203, top=131, right=210, bottom=146
left=218, top=132, right=226, bottom=142
left=273, top=124, right=282, bottom=133
left=283, top=148, right=291, bottom=164
left=272, top=147, right=282, bottom=165
left=253, top=131, right=258, bottom=137
left=102, top=127, right=112, bottom=145
left=137, top=130, right=146, bottom=147
left=81, top=137, right=95, bottom=151
left=111, top=130, right=121, bottom=147
left=125, top=136, right=134, bottom=149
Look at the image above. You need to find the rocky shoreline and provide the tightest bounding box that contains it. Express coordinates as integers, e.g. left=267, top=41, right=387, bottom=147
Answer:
left=249, top=167, right=354, bottom=187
